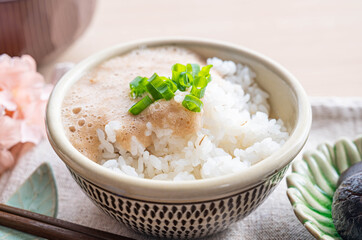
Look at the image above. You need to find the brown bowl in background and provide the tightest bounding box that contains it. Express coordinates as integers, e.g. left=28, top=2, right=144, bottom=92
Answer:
left=0, top=0, right=96, bottom=65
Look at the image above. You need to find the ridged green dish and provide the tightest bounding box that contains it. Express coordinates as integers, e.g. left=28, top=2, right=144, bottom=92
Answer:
left=287, top=136, right=362, bottom=240
left=0, top=163, right=58, bottom=240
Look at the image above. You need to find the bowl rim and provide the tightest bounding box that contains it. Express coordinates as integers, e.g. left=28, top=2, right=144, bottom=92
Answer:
left=46, top=37, right=312, bottom=202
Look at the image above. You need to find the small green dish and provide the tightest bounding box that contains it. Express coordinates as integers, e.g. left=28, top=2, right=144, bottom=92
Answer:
left=287, top=136, right=362, bottom=240
left=0, top=163, right=58, bottom=240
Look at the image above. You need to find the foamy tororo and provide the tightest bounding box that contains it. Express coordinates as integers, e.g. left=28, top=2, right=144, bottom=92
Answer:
left=62, top=47, right=204, bottom=162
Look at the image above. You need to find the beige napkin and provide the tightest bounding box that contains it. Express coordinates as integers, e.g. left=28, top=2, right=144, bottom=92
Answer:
left=1, top=97, right=361, bottom=240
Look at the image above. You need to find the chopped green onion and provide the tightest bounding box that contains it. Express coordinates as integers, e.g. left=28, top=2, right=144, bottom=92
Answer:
left=174, top=81, right=186, bottom=92
left=190, top=87, right=206, bottom=99
left=129, top=95, right=153, bottom=115
left=182, top=94, right=203, bottom=112
left=130, top=76, right=148, bottom=98
left=171, top=63, right=186, bottom=72
left=199, top=64, right=213, bottom=77
left=187, top=63, right=200, bottom=77
left=171, top=70, right=183, bottom=91
left=179, top=72, right=193, bottom=88
left=155, top=80, right=175, bottom=101
left=171, top=64, right=186, bottom=86
left=194, top=75, right=208, bottom=88
left=190, top=75, right=208, bottom=98
left=147, top=74, right=175, bottom=100
left=198, top=64, right=213, bottom=83
left=171, top=63, right=187, bottom=91
left=162, top=77, right=178, bottom=93
left=128, top=63, right=213, bottom=115
left=146, top=73, right=163, bottom=100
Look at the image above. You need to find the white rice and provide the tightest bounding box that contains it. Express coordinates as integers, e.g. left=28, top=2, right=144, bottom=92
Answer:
left=99, top=58, right=289, bottom=181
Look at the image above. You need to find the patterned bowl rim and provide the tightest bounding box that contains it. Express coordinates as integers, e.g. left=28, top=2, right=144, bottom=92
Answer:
left=46, top=37, right=312, bottom=202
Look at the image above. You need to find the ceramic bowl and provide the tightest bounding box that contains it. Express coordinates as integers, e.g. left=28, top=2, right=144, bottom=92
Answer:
left=46, top=37, right=312, bottom=238
left=287, top=136, right=362, bottom=240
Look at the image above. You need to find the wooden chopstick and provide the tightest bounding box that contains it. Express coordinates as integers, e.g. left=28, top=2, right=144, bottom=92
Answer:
left=0, top=203, right=134, bottom=240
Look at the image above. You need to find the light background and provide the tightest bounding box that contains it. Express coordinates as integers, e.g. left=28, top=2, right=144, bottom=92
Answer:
left=40, top=0, right=362, bottom=97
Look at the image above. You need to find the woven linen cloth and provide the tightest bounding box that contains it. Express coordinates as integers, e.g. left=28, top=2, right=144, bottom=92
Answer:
left=0, top=97, right=361, bottom=240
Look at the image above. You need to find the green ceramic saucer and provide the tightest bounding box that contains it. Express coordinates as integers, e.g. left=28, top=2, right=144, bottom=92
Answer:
left=287, top=136, right=362, bottom=240
left=0, top=163, right=58, bottom=240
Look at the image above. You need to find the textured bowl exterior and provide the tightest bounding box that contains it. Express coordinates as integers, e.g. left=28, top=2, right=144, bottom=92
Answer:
left=287, top=136, right=362, bottom=240
left=46, top=38, right=312, bottom=238
left=68, top=164, right=289, bottom=238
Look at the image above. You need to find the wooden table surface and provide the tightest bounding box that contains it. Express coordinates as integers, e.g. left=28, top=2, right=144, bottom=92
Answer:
left=40, top=0, right=362, bottom=97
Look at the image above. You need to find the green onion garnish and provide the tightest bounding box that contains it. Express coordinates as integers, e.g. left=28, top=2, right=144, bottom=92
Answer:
left=187, top=63, right=200, bottom=77
left=171, top=64, right=187, bottom=91
left=190, top=75, right=208, bottom=98
left=171, top=63, right=187, bottom=72
left=182, top=94, right=203, bottom=112
left=179, top=72, right=193, bottom=88
left=146, top=74, right=175, bottom=101
left=128, top=63, right=212, bottom=115
left=130, top=76, right=148, bottom=98
left=151, top=75, right=175, bottom=100
left=146, top=73, right=164, bottom=100
left=199, top=64, right=213, bottom=79
left=163, top=77, right=178, bottom=93
left=128, top=95, right=153, bottom=115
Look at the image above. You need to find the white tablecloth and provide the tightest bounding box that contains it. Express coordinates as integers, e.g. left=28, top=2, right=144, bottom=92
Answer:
left=1, top=97, right=362, bottom=240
